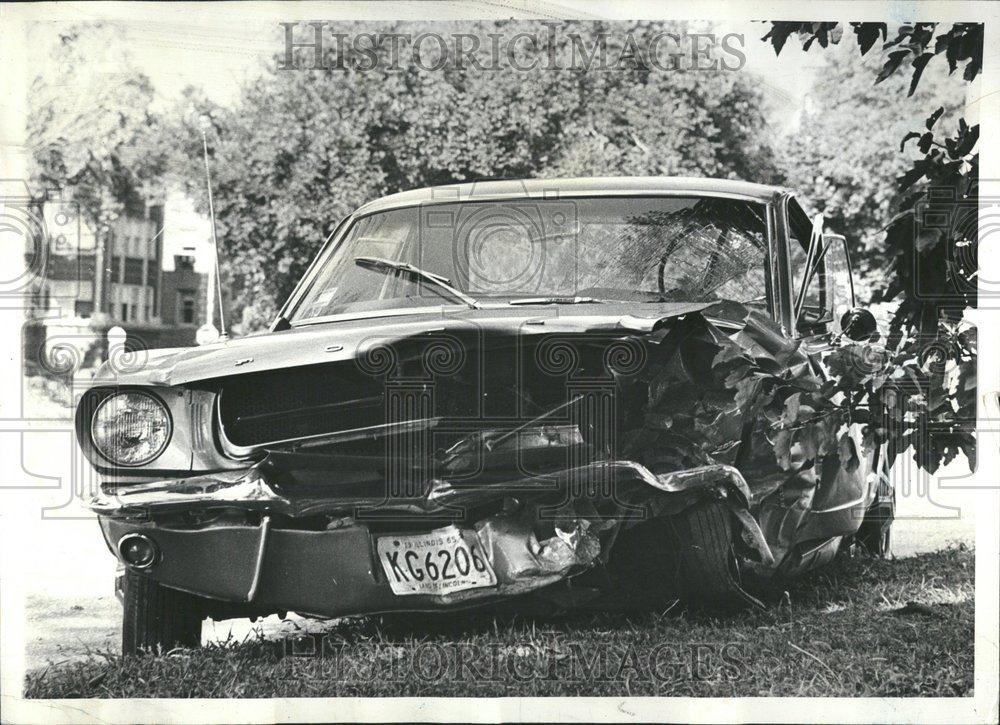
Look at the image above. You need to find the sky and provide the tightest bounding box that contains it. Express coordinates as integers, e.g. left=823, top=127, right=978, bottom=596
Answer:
left=21, top=4, right=827, bottom=126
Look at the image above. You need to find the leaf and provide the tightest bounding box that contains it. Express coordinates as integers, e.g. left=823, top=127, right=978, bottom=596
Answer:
left=960, top=436, right=977, bottom=470
left=944, top=30, right=960, bottom=73
left=910, top=23, right=938, bottom=53
left=908, top=53, right=935, bottom=96
left=798, top=424, right=819, bottom=462
left=962, top=54, right=981, bottom=81
left=712, top=343, right=746, bottom=368
left=897, top=164, right=927, bottom=192
left=926, top=106, right=944, bottom=130
left=900, top=131, right=921, bottom=152
left=952, top=123, right=979, bottom=159
left=875, top=50, right=911, bottom=84
left=915, top=228, right=940, bottom=252
left=774, top=428, right=793, bottom=470
left=917, top=132, right=934, bottom=154
left=783, top=392, right=802, bottom=424
left=724, top=364, right=754, bottom=390
left=837, top=433, right=860, bottom=472
left=734, top=376, right=762, bottom=413
left=761, top=23, right=802, bottom=56
left=851, top=22, right=887, bottom=55
left=958, top=24, right=983, bottom=80
left=883, top=25, right=911, bottom=51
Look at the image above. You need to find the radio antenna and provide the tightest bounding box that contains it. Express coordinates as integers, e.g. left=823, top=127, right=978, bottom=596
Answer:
left=199, top=115, right=227, bottom=342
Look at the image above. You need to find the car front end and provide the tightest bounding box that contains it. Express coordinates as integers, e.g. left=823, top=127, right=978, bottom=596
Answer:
left=76, top=178, right=879, bottom=653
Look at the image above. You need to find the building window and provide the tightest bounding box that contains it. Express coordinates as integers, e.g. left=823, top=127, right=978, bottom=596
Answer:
left=120, top=303, right=130, bottom=321
left=178, top=290, right=196, bottom=325
left=74, top=300, right=93, bottom=318
left=124, top=257, right=144, bottom=285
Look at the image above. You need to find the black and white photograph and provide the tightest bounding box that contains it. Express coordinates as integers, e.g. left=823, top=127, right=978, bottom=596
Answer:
left=0, top=1, right=997, bottom=722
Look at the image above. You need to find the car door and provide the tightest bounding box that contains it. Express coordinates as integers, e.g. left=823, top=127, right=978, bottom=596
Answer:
left=783, top=197, right=857, bottom=342
left=780, top=195, right=873, bottom=531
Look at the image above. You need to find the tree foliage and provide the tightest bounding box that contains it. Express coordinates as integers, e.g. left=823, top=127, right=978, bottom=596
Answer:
left=777, top=44, right=964, bottom=291
left=28, top=23, right=169, bottom=229
left=761, top=21, right=980, bottom=472
left=173, top=21, right=781, bottom=331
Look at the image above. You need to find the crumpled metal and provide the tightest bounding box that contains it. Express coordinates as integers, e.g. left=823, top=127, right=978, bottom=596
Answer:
left=474, top=513, right=609, bottom=596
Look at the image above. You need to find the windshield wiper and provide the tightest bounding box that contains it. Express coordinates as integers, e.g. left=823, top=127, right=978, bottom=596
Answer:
left=507, top=296, right=602, bottom=306
left=354, top=256, right=480, bottom=308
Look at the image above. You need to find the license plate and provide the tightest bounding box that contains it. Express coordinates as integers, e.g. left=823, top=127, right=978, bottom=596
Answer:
left=377, top=525, right=496, bottom=596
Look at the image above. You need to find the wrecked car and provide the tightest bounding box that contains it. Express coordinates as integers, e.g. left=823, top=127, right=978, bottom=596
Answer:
left=75, top=177, right=893, bottom=653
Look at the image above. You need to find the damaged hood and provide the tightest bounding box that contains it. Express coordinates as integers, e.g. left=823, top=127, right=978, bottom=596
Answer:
left=97, top=302, right=716, bottom=387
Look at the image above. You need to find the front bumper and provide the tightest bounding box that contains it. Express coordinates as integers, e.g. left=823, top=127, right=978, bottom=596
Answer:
left=95, top=460, right=773, bottom=617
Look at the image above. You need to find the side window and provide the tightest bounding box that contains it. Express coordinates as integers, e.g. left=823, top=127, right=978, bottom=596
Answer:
left=790, top=232, right=856, bottom=335
left=824, top=235, right=856, bottom=333
left=788, top=226, right=829, bottom=334
left=787, top=200, right=848, bottom=336
left=788, top=235, right=823, bottom=316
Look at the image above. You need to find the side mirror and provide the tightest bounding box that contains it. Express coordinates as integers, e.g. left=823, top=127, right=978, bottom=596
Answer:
left=839, top=307, right=878, bottom=341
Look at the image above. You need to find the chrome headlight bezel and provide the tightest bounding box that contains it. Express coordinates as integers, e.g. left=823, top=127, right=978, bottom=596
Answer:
left=90, top=390, right=173, bottom=467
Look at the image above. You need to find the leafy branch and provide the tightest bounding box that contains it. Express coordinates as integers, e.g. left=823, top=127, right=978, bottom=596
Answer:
left=757, top=20, right=980, bottom=474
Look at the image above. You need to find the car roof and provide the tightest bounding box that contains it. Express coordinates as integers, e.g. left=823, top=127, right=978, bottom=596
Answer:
left=353, top=176, right=787, bottom=216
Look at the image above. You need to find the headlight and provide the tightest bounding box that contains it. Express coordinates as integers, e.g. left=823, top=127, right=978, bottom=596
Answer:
left=91, top=391, right=172, bottom=466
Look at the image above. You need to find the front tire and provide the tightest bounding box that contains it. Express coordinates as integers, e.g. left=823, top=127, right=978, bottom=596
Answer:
left=122, top=569, right=205, bottom=655
left=855, top=476, right=894, bottom=557
left=611, top=499, right=759, bottom=609
left=855, top=452, right=895, bottom=557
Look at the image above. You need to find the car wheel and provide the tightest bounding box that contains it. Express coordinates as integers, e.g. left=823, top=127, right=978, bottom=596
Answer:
left=611, top=499, right=759, bottom=609
left=122, top=569, right=205, bottom=655
left=855, top=455, right=895, bottom=558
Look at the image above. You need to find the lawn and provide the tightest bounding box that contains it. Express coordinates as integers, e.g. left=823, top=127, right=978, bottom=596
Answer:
left=24, top=546, right=974, bottom=698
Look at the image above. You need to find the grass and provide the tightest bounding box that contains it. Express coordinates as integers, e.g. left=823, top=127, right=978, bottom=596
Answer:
left=24, top=546, right=974, bottom=698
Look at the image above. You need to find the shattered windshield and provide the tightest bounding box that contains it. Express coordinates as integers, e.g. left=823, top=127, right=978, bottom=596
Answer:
left=290, top=196, right=769, bottom=321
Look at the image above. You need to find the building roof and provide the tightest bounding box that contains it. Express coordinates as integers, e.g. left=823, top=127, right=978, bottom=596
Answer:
left=353, top=176, right=787, bottom=216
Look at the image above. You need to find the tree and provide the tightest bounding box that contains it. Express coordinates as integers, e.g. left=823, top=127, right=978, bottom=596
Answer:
left=174, top=20, right=782, bottom=331
left=28, top=23, right=168, bottom=233
left=760, top=21, right=980, bottom=473
left=777, top=42, right=964, bottom=292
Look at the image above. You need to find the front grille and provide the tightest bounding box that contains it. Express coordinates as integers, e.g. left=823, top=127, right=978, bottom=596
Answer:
left=216, top=335, right=604, bottom=450
left=218, top=363, right=386, bottom=448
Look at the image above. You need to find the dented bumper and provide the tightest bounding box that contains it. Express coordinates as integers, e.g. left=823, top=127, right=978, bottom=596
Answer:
left=93, top=458, right=773, bottom=616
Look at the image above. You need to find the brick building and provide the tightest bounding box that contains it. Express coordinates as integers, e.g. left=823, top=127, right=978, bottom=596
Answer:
left=160, top=253, right=208, bottom=331
left=25, top=196, right=210, bottom=374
